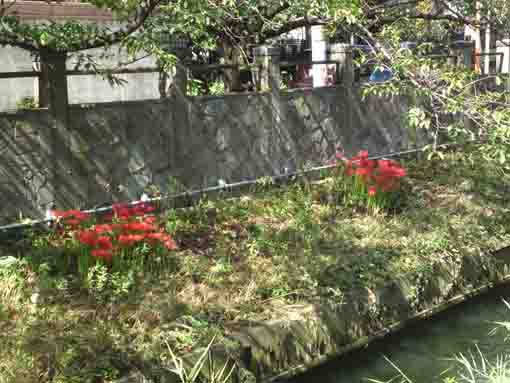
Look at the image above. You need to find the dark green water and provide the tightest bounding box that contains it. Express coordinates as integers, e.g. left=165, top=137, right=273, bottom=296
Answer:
left=290, top=286, right=510, bottom=383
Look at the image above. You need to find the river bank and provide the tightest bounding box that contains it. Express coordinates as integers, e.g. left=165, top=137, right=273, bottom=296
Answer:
left=290, top=284, right=510, bottom=383
left=1, top=152, right=510, bottom=382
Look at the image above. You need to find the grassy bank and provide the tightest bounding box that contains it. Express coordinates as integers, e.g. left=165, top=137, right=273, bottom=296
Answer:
left=1, top=151, right=510, bottom=382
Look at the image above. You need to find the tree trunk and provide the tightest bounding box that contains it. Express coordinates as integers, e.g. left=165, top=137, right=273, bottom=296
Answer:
left=158, top=68, right=170, bottom=98
left=39, top=50, right=70, bottom=209
left=40, top=50, right=69, bottom=121
left=222, top=43, right=243, bottom=92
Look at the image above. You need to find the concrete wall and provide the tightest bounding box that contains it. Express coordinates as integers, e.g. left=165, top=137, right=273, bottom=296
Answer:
left=0, top=86, right=426, bottom=224
left=0, top=45, right=160, bottom=111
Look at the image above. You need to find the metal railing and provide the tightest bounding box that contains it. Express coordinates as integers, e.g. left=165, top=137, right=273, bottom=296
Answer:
left=475, top=52, right=505, bottom=74
left=0, top=144, right=440, bottom=240
left=0, top=67, right=161, bottom=80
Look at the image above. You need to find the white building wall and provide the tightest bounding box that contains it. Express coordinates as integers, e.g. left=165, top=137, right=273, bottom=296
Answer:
left=0, top=44, right=161, bottom=111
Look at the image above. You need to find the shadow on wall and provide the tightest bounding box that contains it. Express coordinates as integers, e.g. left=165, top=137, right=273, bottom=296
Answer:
left=0, top=86, right=426, bottom=224
left=0, top=111, right=54, bottom=222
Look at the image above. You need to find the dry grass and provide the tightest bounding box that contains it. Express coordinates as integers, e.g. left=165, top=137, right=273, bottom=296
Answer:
left=1, top=153, right=510, bottom=382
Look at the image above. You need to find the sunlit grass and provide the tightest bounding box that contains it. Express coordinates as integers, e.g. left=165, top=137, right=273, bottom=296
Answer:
left=2, top=152, right=510, bottom=382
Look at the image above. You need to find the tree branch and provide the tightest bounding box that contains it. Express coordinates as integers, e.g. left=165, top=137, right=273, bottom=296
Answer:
left=0, top=0, right=164, bottom=52
left=0, top=0, right=17, bottom=17
left=74, top=0, right=163, bottom=51
left=260, top=16, right=328, bottom=42
left=264, top=3, right=290, bottom=21
left=365, top=0, right=420, bottom=17
left=0, top=37, right=38, bottom=51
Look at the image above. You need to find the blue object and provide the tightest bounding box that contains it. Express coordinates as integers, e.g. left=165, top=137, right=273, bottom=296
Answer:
left=369, top=67, right=393, bottom=82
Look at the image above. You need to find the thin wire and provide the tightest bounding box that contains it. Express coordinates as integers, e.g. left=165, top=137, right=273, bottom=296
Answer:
left=0, top=144, right=439, bottom=234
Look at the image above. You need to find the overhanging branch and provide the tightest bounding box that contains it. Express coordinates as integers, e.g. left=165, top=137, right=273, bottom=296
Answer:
left=260, top=16, right=328, bottom=42
left=74, top=0, right=163, bottom=51
left=0, top=0, right=164, bottom=52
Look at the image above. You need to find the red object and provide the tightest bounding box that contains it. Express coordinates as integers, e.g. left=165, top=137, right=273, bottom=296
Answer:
left=145, top=232, right=169, bottom=241
left=163, top=238, right=178, bottom=250
left=123, top=222, right=157, bottom=232
left=64, top=218, right=81, bottom=228
left=94, top=224, right=114, bottom=233
left=76, top=230, right=98, bottom=247
left=91, top=249, right=113, bottom=261
left=54, top=209, right=90, bottom=228
left=118, top=234, right=145, bottom=247
left=144, top=216, right=158, bottom=224
left=112, top=202, right=156, bottom=219
left=97, top=236, right=113, bottom=250
left=54, top=201, right=177, bottom=268
left=337, top=150, right=407, bottom=193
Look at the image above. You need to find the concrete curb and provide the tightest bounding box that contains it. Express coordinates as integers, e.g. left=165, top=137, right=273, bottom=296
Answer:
left=199, top=246, right=510, bottom=382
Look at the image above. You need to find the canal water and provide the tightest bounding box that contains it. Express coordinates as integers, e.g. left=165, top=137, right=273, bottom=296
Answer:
left=290, top=286, right=510, bottom=383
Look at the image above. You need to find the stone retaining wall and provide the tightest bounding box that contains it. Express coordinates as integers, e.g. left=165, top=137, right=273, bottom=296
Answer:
left=0, top=86, right=427, bottom=224
left=195, top=248, right=510, bottom=383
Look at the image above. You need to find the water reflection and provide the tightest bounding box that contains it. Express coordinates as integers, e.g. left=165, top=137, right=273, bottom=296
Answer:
left=290, top=286, right=510, bottom=383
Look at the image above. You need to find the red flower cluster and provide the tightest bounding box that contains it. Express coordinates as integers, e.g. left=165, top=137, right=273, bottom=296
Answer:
left=339, top=150, right=407, bottom=194
left=102, top=202, right=156, bottom=221
left=54, top=202, right=177, bottom=263
left=53, top=209, right=90, bottom=228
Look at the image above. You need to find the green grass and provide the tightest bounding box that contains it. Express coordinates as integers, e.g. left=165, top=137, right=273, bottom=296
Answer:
left=2, top=152, right=510, bottom=382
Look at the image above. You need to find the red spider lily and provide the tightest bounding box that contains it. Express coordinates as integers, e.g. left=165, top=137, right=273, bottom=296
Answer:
left=120, top=222, right=157, bottom=233
left=112, top=203, right=132, bottom=219
left=64, top=219, right=82, bottom=228
left=342, top=151, right=407, bottom=195
left=373, top=173, right=399, bottom=192
left=352, top=150, right=368, bottom=159
left=355, top=167, right=373, bottom=177
left=127, top=234, right=145, bottom=242
left=351, top=150, right=369, bottom=163
left=343, top=151, right=375, bottom=177
left=163, top=238, right=178, bottom=250
left=54, top=210, right=90, bottom=229
left=101, top=212, right=114, bottom=222
left=344, top=160, right=354, bottom=176
left=131, top=206, right=147, bottom=217
left=112, top=203, right=128, bottom=213
left=373, top=174, right=390, bottom=186
left=368, top=186, right=377, bottom=197
left=111, top=202, right=156, bottom=219
left=94, top=224, right=114, bottom=233
left=144, top=232, right=176, bottom=247
left=144, top=232, right=169, bottom=241
left=379, top=179, right=398, bottom=192
left=76, top=230, right=98, bottom=247
left=54, top=203, right=177, bottom=275
left=144, top=216, right=158, bottom=224
left=377, top=159, right=398, bottom=168
left=351, top=150, right=375, bottom=168
left=132, top=202, right=156, bottom=216
left=97, top=236, right=113, bottom=250
left=378, top=164, right=406, bottom=178
left=91, top=248, right=113, bottom=261
left=117, top=209, right=133, bottom=220
left=54, top=209, right=89, bottom=220
left=365, top=159, right=377, bottom=168
left=118, top=234, right=145, bottom=247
